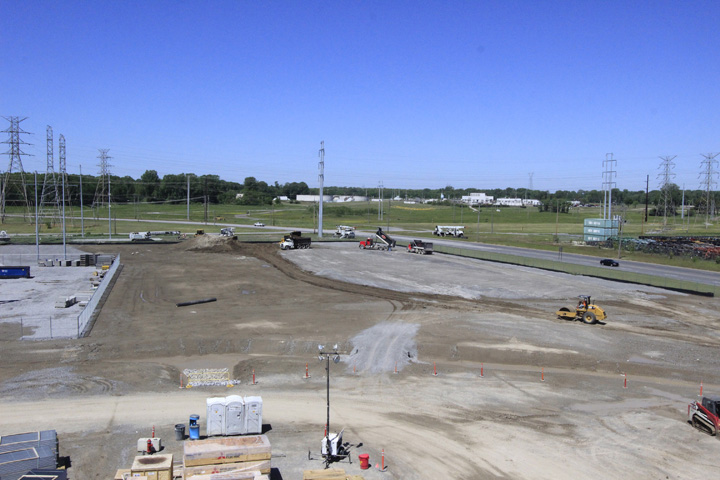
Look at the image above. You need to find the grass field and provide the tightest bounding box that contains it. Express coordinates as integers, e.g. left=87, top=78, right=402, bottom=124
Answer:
left=2, top=201, right=719, bottom=271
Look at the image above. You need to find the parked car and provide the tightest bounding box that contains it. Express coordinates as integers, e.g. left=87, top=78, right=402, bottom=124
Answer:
left=600, top=258, right=619, bottom=267
left=254, top=222, right=265, bottom=227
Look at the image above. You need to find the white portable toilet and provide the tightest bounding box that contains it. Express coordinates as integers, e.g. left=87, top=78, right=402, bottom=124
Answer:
left=244, top=396, right=263, bottom=434
left=225, top=395, right=245, bottom=435
left=206, top=397, right=227, bottom=436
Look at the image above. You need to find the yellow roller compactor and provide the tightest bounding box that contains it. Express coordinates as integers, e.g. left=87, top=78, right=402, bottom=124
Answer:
left=556, top=295, right=607, bottom=325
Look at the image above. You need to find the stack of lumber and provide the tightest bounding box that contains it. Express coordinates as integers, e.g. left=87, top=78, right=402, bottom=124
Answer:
left=183, top=435, right=271, bottom=480
left=303, top=469, right=364, bottom=480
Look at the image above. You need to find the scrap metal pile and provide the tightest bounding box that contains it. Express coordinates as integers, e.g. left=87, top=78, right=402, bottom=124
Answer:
left=603, top=236, right=720, bottom=261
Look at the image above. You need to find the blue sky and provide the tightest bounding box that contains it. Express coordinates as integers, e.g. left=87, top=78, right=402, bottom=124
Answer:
left=2, top=1, right=718, bottom=192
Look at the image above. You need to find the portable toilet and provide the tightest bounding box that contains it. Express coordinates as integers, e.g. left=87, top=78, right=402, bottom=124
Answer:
left=244, top=396, right=263, bottom=434
left=225, top=395, right=245, bottom=435
left=206, top=397, right=227, bottom=436
left=189, top=414, right=200, bottom=440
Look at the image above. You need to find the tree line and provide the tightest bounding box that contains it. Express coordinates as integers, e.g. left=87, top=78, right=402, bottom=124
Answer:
left=1, top=170, right=716, bottom=213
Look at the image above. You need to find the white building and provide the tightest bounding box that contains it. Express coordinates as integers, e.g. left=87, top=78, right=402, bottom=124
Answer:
left=461, top=193, right=494, bottom=205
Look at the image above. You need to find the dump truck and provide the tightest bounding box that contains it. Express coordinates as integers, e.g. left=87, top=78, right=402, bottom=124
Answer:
left=556, top=295, right=607, bottom=324
left=280, top=231, right=311, bottom=250
left=688, top=396, right=720, bottom=436
left=407, top=239, right=433, bottom=255
left=359, top=228, right=396, bottom=250
left=433, top=225, right=465, bottom=237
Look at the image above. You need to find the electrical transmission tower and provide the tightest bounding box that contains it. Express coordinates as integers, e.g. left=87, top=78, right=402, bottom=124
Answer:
left=58, top=134, right=74, bottom=225
left=92, top=149, right=112, bottom=209
left=699, top=153, right=719, bottom=226
left=1, top=116, right=33, bottom=223
left=40, top=126, right=61, bottom=225
left=602, top=153, right=617, bottom=221
left=657, top=155, right=677, bottom=226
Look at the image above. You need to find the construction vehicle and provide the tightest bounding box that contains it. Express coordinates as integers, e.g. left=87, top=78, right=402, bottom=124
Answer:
left=280, top=231, right=311, bottom=250
left=556, top=295, right=607, bottom=324
left=407, top=239, right=433, bottom=255
left=0, top=230, right=10, bottom=244
left=195, top=229, right=205, bottom=236
left=433, top=225, right=465, bottom=237
left=688, top=395, right=720, bottom=435
left=333, top=225, right=355, bottom=239
left=359, top=228, right=396, bottom=251
left=220, top=227, right=235, bottom=237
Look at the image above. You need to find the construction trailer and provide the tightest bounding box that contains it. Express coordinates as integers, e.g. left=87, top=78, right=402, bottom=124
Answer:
left=433, top=225, right=465, bottom=237
left=407, top=239, right=433, bottom=254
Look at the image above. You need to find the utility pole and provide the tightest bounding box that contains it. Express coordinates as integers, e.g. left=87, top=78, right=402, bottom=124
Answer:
left=186, top=174, right=190, bottom=221
left=318, top=141, right=325, bottom=238
left=644, top=175, right=649, bottom=223
left=658, top=155, right=677, bottom=226
left=80, top=165, right=84, bottom=237
left=378, top=181, right=384, bottom=221
left=58, top=135, right=72, bottom=226
left=1, top=116, right=33, bottom=223
left=699, top=153, right=719, bottom=227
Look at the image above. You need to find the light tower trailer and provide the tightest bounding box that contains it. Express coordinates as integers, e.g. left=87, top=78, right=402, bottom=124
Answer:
left=433, top=225, right=465, bottom=237
left=407, top=239, right=434, bottom=254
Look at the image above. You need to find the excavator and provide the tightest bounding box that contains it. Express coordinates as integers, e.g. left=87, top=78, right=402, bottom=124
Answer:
left=556, top=295, right=607, bottom=325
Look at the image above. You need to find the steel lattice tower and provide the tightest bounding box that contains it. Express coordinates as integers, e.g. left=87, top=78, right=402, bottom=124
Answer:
left=699, top=153, right=719, bottom=225
left=92, top=149, right=112, bottom=208
left=58, top=134, right=74, bottom=225
left=1, top=116, right=33, bottom=223
left=657, top=155, right=677, bottom=226
left=40, top=126, right=61, bottom=225
left=602, top=153, right=617, bottom=221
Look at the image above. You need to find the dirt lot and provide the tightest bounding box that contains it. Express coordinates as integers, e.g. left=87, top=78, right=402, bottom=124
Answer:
left=1, top=237, right=720, bottom=480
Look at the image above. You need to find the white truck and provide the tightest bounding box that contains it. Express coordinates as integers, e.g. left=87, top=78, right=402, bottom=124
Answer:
left=433, top=225, right=465, bottom=237
left=334, top=225, right=356, bottom=239
left=129, top=232, right=151, bottom=241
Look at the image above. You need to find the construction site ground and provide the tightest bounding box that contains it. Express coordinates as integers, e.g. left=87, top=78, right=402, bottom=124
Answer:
left=1, top=236, right=720, bottom=480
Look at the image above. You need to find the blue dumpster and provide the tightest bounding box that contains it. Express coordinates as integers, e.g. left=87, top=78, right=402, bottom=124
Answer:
left=189, top=414, right=200, bottom=440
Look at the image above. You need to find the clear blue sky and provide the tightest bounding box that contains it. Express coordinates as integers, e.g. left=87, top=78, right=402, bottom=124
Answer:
left=2, top=1, right=718, bottom=192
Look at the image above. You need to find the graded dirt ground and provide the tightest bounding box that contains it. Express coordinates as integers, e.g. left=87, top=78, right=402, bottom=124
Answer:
left=1, top=236, right=720, bottom=480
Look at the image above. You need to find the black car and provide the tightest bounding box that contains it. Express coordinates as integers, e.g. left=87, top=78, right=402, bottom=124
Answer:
left=600, top=258, right=619, bottom=267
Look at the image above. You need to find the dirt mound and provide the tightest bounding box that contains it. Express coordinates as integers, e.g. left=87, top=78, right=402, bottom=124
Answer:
left=179, top=234, right=247, bottom=253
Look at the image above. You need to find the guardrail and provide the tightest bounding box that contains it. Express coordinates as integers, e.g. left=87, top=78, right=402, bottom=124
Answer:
left=434, top=245, right=718, bottom=297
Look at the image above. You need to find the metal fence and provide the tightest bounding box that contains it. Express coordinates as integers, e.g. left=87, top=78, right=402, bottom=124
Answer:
left=435, top=245, right=718, bottom=297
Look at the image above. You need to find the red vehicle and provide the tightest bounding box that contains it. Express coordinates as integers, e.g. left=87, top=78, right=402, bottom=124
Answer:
left=688, top=395, right=720, bottom=435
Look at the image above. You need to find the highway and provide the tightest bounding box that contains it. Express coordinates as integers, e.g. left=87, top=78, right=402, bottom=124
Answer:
left=385, top=232, right=720, bottom=287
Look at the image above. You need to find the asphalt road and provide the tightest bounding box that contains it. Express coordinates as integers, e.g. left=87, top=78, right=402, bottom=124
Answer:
left=387, top=233, right=720, bottom=287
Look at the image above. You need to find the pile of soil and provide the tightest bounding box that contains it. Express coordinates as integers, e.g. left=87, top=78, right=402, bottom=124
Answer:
left=178, top=234, right=248, bottom=253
